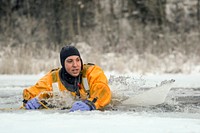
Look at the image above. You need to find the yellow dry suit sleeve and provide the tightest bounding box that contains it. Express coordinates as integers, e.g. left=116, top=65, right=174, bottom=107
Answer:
left=23, top=71, right=54, bottom=101
left=86, top=65, right=111, bottom=109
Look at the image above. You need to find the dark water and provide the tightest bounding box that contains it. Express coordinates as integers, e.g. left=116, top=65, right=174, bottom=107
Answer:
left=0, top=75, right=200, bottom=113
left=1, top=87, right=200, bottom=114
left=108, top=87, right=200, bottom=113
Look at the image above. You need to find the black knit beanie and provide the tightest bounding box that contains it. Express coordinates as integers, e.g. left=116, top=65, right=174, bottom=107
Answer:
left=60, top=45, right=81, bottom=67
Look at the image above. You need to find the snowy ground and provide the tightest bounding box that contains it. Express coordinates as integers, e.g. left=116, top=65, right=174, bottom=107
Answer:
left=0, top=73, right=200, bottom=133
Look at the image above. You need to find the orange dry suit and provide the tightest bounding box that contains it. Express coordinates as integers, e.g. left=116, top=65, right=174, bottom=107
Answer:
left=23, top=64, right=111, bottom=110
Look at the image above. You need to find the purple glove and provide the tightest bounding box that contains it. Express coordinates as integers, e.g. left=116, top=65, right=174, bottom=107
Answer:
left=25, top=98, right=41, bottom=110
left=70, top=100, right=95, bottom=112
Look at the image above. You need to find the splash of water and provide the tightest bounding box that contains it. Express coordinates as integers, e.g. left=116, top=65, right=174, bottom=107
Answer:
left=108, top=75, right=146, bottom=106
left=39, top=91, right=76, bottom=109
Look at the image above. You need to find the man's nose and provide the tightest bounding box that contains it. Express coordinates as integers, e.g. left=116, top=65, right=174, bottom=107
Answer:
left=73, top=61, right=78, bottom=66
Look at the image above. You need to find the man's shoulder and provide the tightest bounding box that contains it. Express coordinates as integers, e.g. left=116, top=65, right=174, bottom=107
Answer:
left=50, top=68, right=60, bottom=72
left=49, top=68, right=60, bottom=82
left=47, top=68, right=60, bottom=77
left=83, top=63, right=98, bottom=70
left=83, top=63, right=95, bottom=67
left=82, top=63, right=103, bottom=73
left=82, top=63, right=95, bottom=76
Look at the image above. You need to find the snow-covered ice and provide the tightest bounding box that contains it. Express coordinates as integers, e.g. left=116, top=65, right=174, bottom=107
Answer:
left=0, top=111, right=200, bottom=133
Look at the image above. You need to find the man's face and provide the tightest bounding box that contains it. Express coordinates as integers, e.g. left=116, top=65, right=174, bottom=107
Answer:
left=64, top=55, right=81, bottom=77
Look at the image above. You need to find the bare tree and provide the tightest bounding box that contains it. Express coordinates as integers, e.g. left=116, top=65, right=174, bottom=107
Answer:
left=198, top=0, right=200, bottom=38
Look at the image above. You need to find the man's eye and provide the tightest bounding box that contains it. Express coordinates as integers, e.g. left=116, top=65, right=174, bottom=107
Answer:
left=66, top=60, right=72, bottom=63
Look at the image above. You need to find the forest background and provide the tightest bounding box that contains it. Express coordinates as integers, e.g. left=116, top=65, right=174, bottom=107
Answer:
left=0, top=0, right=200, bottom=74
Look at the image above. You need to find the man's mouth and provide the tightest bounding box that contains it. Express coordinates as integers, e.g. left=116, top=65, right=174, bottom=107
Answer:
left=72, top=69, right=79, bottom=73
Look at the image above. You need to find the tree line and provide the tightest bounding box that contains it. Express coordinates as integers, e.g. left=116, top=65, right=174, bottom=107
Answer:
left=0, top=0, right=200, bottom=74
